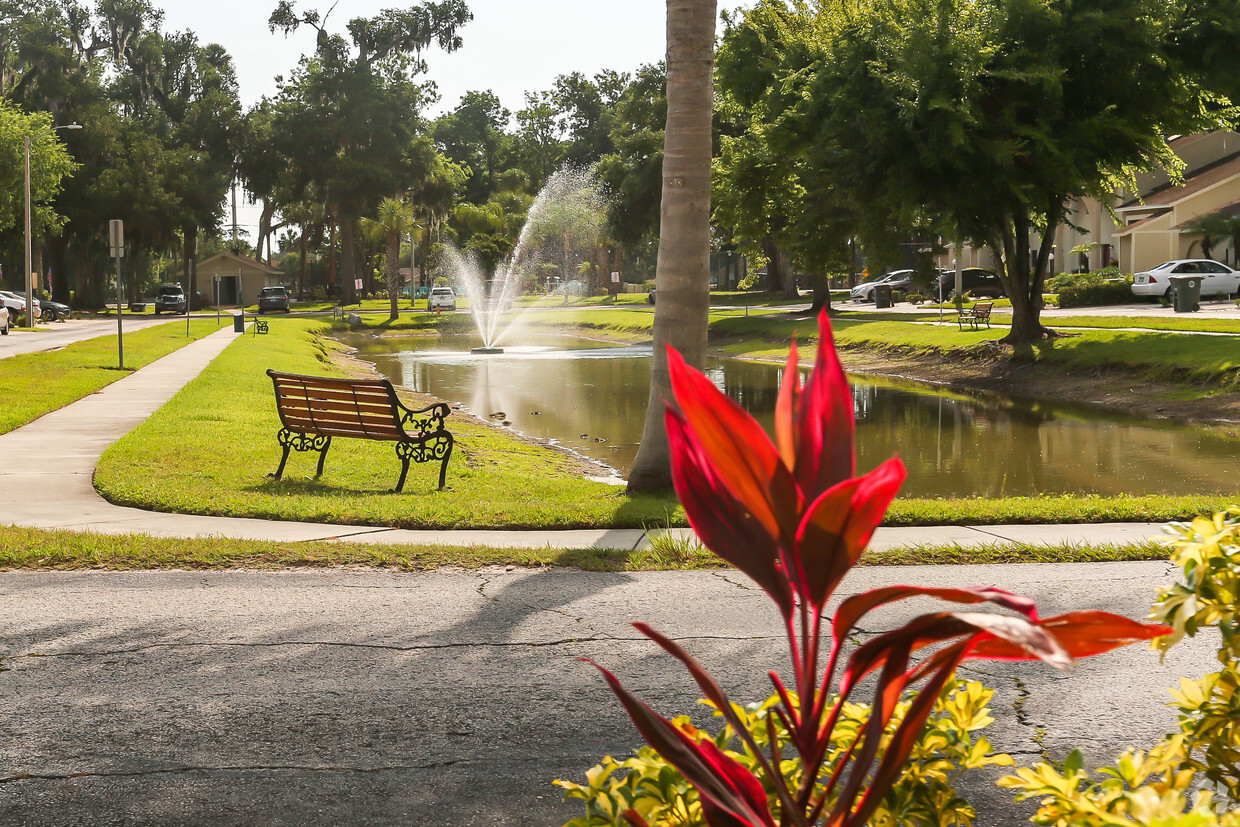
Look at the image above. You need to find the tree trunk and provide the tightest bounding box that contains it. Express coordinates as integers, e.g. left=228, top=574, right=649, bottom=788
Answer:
left=340, top=214, right=357, bottom=305
left=998, top=208, right=1058, bottom=344
left=808, top=273, right=832, bottom=314
left=387, top=230, right=400, bottom=321
left=258, top=198, right=275, bottom=262
left=48, top=238, right=70, bottom=305
left=327, top=207, right=338, bottom=300
left=762, top=235, right=782, bottom=292
left=627, top=0, right=717, bottom=494
left=184, top=224, right=198, bottom=311
left=298, top=232, right=308, bottom=300
left=780, top=249, right=798, bottom=300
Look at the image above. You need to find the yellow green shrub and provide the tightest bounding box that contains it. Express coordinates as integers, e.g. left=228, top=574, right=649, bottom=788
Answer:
left=555, top=679, right=1012, bottom=827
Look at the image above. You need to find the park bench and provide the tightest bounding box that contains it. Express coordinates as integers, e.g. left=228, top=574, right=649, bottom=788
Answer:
left=252, top=317, right=269, bottom=335
left=266, top=370, right=454, bottom=492
left=957, top=301, right=994, bottom=331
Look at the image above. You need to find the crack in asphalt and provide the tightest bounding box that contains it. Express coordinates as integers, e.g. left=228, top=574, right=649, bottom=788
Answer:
left=708, top=571, right=755, bottom=592
left=1, top=761, right=463, bottom=785
left=5, top=633, right=785, bottom=661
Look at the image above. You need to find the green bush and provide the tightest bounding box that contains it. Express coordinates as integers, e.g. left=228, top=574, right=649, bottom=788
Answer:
left=1001, top=509, right=1240, bottom=824
left=557, top=680, right=1013, bottom=826
left=1051, top=267, right=1135, bottom=308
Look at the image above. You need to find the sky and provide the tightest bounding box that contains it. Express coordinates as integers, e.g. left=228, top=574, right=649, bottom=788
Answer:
left=152, top=0, right=750, bottom=242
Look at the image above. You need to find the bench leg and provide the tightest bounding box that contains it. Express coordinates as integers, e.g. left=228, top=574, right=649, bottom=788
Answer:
left=271, top=429, right=331, bottom=481
left=394, top=456, right=411, bottom=493
left=314, top=436, right=332, bottom=478
left=271, top=434, right=292, bottom=481
left=436, top=433, right=454, bottom=491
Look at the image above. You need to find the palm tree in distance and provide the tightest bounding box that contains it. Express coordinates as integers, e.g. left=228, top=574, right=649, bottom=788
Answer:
left=627, top=0, right=718, bottom=493
left=362, top=198, right=420, bottom=321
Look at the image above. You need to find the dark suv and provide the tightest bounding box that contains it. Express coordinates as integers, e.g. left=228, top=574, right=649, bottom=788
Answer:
left=154, top=284, right=187, bottom=315
left=935, top=268, right=1005, bottom=299
left=257, top=286, right=292, bottom=314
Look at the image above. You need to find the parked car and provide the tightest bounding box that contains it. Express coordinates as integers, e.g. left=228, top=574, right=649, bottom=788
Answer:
left=153, top=284, right=187, bottom=315
left=850, top=270, right=913, bottom=302
left=38, top=298, right=70, bottom=322
left=257, top=286, right=292, bottom=314
left=1131, top=259, right=1240, bottom=299
left=428, top=286, right=456, bottom=311
left=935, top=268, right=1006, bottom=299
left=0, top=290, right=37, bottom=324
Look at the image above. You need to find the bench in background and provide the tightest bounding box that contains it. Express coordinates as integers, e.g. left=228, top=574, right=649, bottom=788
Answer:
left=957, top=301, right=994, bottom=331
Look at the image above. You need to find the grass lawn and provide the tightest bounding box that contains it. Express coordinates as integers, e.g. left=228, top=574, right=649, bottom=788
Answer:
left=0, top=525, right=1171, bottom=571
left=88, top=312, right=1239, bottom=529
left=0, top=319, right=221, bottom=436
left=94, top=318, right=681, bottom=530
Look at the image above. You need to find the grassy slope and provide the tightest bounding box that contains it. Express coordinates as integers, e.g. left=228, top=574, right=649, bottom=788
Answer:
left=0, top=319, right=221, bottom=435
left=93, top=319, right=680, bottom=529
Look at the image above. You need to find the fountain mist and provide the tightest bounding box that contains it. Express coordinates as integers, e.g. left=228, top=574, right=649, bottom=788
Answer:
left=448, top=168, right=605, bottom=351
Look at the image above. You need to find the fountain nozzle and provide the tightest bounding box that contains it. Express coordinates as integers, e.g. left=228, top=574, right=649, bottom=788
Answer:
left=471, top=346, right=505, bottom=354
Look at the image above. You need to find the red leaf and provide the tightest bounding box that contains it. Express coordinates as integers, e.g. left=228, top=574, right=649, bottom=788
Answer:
left=774, top=338, right=802, bottom=473
left=667, top=409, right=795, bottom=617
left=795, top=458, right=906, bottom=608
left=667, top=346, right=799, bottom=544
left=587, top=660, right=777, bottom=827
left=843, top=642, right=971, bottom=827
left=794, top=312, right=855, bottom=496
left=840, top=610, right=1070, bottom=697
left=969, top=611, right=1170, bottom=660
left=833, top=586, right=1040, bottom=646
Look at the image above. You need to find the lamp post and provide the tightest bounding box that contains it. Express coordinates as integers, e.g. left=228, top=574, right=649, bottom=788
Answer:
left=24, top=123, right=81, bottom=327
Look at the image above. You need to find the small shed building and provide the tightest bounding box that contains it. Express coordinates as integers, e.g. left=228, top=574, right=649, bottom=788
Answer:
left=196, top=252, right=284, bottom=307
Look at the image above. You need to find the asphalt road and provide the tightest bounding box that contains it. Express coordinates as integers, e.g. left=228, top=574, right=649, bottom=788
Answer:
left=0, top=562, right=1210, bottom=826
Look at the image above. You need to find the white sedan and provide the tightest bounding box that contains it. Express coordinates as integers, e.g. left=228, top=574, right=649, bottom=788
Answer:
left=1131, top=259, right=1240, bottom=299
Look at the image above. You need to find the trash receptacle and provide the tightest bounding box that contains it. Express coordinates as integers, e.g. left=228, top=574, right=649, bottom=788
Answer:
left=1168, top=275, right=1201, bottom=313
left=874, top=283, right=893, bottom=309
left=232, top=313, right=245, bottom=333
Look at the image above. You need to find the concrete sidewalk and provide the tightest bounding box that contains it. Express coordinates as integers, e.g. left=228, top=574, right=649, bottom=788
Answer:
left=0, top=323, right=1167, bottom=551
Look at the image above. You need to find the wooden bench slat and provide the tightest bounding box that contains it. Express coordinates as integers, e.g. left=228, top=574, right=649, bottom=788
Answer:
left=273, top=385, right=394, bottom=404
left=277, top=398, right=400, bottom=419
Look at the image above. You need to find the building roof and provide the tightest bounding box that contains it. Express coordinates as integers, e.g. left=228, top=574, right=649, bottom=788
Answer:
left=1111, top=212, right=1167, bottom=237
left=1119, top=152, right=1240, bottom=210
left=196, top=251, right=282, bottom=275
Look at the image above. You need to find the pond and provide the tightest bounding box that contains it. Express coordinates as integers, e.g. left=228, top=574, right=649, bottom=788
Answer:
left=344, top=332, right=1240, bottom=498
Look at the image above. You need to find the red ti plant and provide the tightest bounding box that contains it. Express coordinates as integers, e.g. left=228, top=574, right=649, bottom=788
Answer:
left=589, top=312, right=1169, bottom=826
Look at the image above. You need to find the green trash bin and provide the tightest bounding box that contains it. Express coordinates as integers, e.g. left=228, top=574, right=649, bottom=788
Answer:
left=1168, top=275, right=1201, bottom=313
left=873, top=283, right=893, bottom=309
left=232, top=313, right=245, bottom=333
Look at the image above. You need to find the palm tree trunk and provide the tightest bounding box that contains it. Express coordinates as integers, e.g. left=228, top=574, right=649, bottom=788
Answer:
left=387, top=230, right=400, bottom=320
left=627, top=0, right=717, bottom=493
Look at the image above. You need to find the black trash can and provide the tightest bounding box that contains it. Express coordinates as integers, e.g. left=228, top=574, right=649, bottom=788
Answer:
left=1168, top=275, right=1201, bottom=313
left=874, top=283, right=893, bottom=309
left=232, top=313, right=245, bottom=333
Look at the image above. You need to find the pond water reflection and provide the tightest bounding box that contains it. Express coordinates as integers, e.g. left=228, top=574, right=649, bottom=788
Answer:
left=345, top=332, right=1240, bottom=498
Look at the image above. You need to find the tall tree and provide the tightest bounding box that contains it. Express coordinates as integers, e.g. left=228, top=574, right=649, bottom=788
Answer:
left=802, top=0, right=1236, bottom=343
left=267, top=0, right=471, bottom=303
left=627, top=0, right=717, bottom=494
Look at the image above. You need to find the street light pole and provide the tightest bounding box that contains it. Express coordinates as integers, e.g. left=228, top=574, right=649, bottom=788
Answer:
left=24, top=123, right=81, bottom=329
